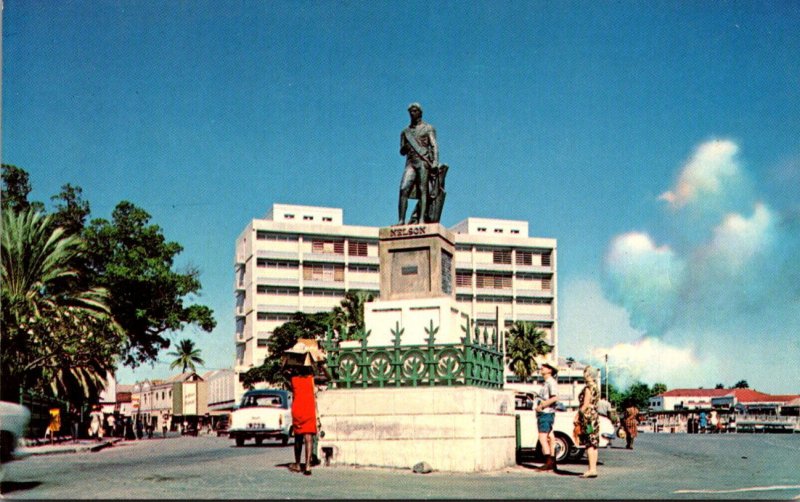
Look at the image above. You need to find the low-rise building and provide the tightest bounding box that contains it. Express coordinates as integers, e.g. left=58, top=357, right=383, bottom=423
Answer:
left=649, top=389, right=731, bottom=412
left=203, top=369, right=236, bottom=429
left=650, top=388, right=800, bottom=414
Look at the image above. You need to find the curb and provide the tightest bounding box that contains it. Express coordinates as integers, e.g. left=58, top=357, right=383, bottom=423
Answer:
left=16, top=438, right=123, bottom=458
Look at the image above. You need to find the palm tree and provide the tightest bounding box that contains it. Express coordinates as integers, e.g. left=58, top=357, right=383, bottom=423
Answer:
left=565, top=357, right=575, bottom=382
left=1, top=209, right=122, bottom=401
left=331, top=290, right=374, bottom=340
left=168, top=338, right=205, bottom=374
left=505, top=322, right=553, bottom=382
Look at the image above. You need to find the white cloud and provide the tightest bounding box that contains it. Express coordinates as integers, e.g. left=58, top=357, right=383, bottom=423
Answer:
left=659, top=139, right=740, bottom=208
left=699, top=202, right=775, bottom=271
left=584, top=140, right=800, bottom=393
left=603, top=233, right=685, bottom=335
left=558, top=277, right=644, bottom=359
left=589, top=337, right=721, bottom=390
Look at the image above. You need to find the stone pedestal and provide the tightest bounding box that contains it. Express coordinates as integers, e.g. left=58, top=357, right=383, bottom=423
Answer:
left=378, top=224, right=455, bottom=301
left=318, top=387, right=515, bottom=472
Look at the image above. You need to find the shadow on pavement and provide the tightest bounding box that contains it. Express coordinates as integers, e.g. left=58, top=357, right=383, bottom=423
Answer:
left=518, top=462, right=582, bottom=476
left=1, top=480, right=42, bottom=495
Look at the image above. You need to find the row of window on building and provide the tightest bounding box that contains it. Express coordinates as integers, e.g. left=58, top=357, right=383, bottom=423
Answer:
left=254, top=233, right=552, bottom=266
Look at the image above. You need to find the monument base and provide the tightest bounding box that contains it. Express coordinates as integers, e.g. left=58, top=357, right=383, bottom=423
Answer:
left=317, top=387, right=515, bottom=472
left=364, top=296, right=468, bottom=346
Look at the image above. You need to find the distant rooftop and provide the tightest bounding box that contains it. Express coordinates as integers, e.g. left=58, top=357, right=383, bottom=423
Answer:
left=266, top=203, right=343, bottom=225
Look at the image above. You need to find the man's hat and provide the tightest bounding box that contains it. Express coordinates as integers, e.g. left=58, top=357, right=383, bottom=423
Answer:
left=541, top=362, right=559, bottom=375
left=407, top=102, right=423, bottom=113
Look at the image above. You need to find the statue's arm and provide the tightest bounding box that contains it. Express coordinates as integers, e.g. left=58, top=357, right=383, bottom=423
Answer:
left=400, top=131, right=408, bottom=156
left=428, top=126, right=439, bottom=166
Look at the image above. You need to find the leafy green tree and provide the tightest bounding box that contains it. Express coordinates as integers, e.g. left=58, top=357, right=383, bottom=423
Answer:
left=505, top=322, right=553, bottom=382
left=50, top=183, right=91, bottom=236
left=651, top=382, right=668, bottom=396
left=167, top=338, right=205, bottom=373
left=715, top=383, right=725, bottom=389
left=733, top=380, right=749, bottom=389
left=621, top=381, right=654, bottom=409
left=1, top=164, right=44, bottom=213
left=83, top=201, right=216, bottom=367
left=1, top=209, right=123, bottom=402
left=241, top=311, right=332, bottom=390
left=606, top=382, right=625, bottom=409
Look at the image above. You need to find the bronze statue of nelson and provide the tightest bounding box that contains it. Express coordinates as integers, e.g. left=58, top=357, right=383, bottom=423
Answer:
left=396, top=102, right=448, bottom=225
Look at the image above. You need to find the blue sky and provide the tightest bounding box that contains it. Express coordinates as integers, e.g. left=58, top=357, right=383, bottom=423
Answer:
left=3, top=1, right=799, bottom=393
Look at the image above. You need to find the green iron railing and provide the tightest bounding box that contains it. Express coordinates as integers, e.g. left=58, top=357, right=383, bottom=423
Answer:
left=322, top=319, right=504, bottom=389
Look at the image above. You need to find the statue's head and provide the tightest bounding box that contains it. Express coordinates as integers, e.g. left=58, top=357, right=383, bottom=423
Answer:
left=407, top=102, right=423, bottom=120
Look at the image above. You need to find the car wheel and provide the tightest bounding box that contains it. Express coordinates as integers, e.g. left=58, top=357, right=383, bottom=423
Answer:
left=255, top=438, right=263, bottom=446
left=552, top=433, right=571, bottom=463
left=235, top=437, right=244, bottom=447
left=567, top=446, right=585, bottom=461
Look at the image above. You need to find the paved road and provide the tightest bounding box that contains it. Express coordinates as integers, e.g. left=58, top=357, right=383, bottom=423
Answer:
left=2, top=433, right=799, bottom=499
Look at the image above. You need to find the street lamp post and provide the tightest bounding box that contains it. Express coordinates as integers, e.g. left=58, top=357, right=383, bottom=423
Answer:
left=604, top=354, right=609, bottom=400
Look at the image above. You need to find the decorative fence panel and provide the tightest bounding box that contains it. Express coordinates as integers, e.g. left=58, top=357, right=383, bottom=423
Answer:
left=322, top=319, right=504, bottom=389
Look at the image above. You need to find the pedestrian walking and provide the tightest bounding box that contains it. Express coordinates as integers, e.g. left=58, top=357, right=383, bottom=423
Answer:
left=283, top=339, right=328, bottom=476
left=533, top=362, right=560, bottom=472
left=575, top=366, right=600, bottom=478
left=699, top=411, right=707, bottom=433
left=710, top=409, right=719, bottom=433
left=88, top=405, right=104, bottom=442
left=135, top=418, right=144, bottom=440
left=69, top=406, right=81, bottom=443
left=162, top=412, right=170, bottom=438
left=622, top=400, right=641, bottom=449
left=106, top=414, right=116, bottom=438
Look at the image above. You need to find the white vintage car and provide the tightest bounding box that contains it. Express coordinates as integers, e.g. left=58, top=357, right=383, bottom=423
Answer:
left=229, top=389, right=293, bottom=447
left=1, top=401, right=30, bottom=464
left=515, top=393, right=614, bottom=463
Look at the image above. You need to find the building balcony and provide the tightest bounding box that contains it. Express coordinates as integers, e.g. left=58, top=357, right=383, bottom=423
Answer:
left=347, top=281, right=379, bottom=291
left=515, top=264, right=553, bottom=274
left=256, top=304, right=301, bottom=313
left=256, top=276, right=300, bottom=287
left=472, top=262, right=515, bottom=273
left=234, top=280, right=246, bottom=291
left=346, top=255, right=380, bottom=265
left=302, top=252, right=346, bottom=264
left=514, top=313, right=554, bottom=323
left=256, top=250, right=300, bottom=261
left=475, top=287, right=514, bottom=296
left=302, top=305, right=335, bottom=314
left=303, top=279, right=346, bottom=290
left=515, top=288, right=554, bottom=298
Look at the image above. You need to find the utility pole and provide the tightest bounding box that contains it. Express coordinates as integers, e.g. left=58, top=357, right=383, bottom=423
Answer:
left=604, top=353, right=609, bottom=400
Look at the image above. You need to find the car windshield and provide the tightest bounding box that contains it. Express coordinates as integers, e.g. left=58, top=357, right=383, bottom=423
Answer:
left=241, top=393, right=285, bottom=409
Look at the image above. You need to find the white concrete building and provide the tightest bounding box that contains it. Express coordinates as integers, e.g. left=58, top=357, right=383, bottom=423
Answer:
left=234, top=204, right=557, bottom=400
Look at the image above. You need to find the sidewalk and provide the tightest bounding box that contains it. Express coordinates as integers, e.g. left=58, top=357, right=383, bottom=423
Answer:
left=15, top=437, right=124, bottom=458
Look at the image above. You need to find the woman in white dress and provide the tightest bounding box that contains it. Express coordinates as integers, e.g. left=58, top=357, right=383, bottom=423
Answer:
left=89, top=405, right=104, bottom=441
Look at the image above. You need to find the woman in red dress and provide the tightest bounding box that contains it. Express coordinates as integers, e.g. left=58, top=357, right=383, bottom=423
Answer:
left=288, top=365, right=317, bottom=475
